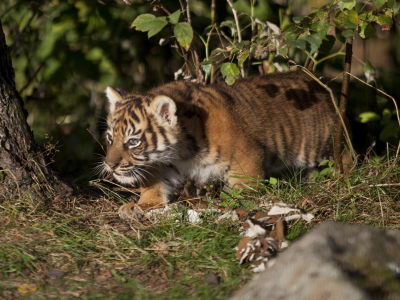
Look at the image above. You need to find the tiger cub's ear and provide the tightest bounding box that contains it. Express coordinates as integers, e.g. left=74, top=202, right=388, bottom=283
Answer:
left=151, top=95, right=177, bottom=126
left=105, top=86, right=124, bottom=114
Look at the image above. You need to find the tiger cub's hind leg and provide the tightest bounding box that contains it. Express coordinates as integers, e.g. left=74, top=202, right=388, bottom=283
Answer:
left=225, top=151, right=265, bottom=191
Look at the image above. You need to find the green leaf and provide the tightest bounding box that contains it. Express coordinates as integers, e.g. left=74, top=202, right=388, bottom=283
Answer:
left=387, top=0, right=396, bottom=8
left=220, top=20, right=237, bottom=37
left=314, top=22, right=330, bottom=39
left=319, top=35, right=336, bottom=54
left=319, top=159, right=329, bottom=166
left=343, top=20, right=357, bottom=29
left=335, top=27, right=346, bottom=43
left=377, top=15, right=393, bottom=31
left=202, top=63, right=212, bottom=76
left=359, top=22, right=375, bottom=39
left=131, top=14, right=168, bottom=38
left=225, top=76, right=235, bottom=85
left=358, top=111, right=381, bottom=123
left=342, top=29, right=354, bottom=38
left=221, top=62, right=240, bottom=78
left=394, top=3, right=400, bottom=15
left=319, top=167, right=334, bottom=176
left=168, top=10, right=181, bottom=24
left=372, top=0, right=387, bottom=9
left=359, top=11, right=377, bottom=22
left=338, top=0, right=356, bottom=10
left=334, top=10, right=358, bottom=29
left=174, top=23, right=193, bottom=51
left=235, top=42, right=245, bottom=50
left=301, top=34, right=322, bottom=55
left=199, top=61, right=213, bottom=76
left=293, top=15, right=307, bottom=24
left=364, top=61, right=373, bottom=73
left=282, top=39, right=306, bottom=50
left=316, top=11, right=328, bottom=21
left=238, top=50, right=249, bottom=66
left=278, top=48, right=288, bottom=56
left=221, top=62, right=240, bottom=85
left=269, top=177, right=278, bottom=185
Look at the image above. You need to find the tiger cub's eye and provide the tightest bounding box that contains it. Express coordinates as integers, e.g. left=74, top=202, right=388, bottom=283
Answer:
left=128, top=139, right=141, bottom=148
left=106, top=133, right=113, bottom=144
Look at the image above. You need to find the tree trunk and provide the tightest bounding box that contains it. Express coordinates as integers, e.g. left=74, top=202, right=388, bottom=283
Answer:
left=0, top=20, right=72, bottom=204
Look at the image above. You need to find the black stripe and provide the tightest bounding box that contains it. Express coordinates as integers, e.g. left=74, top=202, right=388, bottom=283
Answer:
left=127, top=119, right=135, bottom=133
left=158, top=126, right=170, bottom=145
left=129, top=109, right=140, bottom=123
left=257, top=83, right=280, bottom=98
left=214, top=88, right=235, bottom=105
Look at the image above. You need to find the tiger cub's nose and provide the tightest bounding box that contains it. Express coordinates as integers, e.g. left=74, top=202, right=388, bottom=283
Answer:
left=105, top=161, right=119, bottom=170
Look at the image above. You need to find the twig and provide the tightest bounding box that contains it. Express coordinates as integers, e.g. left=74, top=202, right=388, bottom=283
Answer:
left=0, top=259, right=22, bottom=269
left=11, top=9, right=37, bottom=53
left=226, top=0, right=245, bottom=77
left=0, top=0, right=23, bottom=18
left=87, top=128, right=106, bottom=154
left=178, top=0, right=185, bottom=12
left=187, top=222, right=220, bottom=234
left=343, top=72, right=400, bottom=158
left=19, top=63, right=45, bottom=94
left=211, top=0, right=216, bottom=25
left=157, top=4, right=170, bottom=15
left=190, top=49, right=204, bottom=83
left=366, top=183, right=400, bottom=187
left=185, top=0, right=191, bottom=24
left=300, top=67, right=355, bottom=162
left=334, top=37, right=353, bottom=173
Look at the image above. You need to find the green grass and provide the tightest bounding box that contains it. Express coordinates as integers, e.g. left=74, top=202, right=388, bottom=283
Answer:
left=1, top=153, right=400, bottom=299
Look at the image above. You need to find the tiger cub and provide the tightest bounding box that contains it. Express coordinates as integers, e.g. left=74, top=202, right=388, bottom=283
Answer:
left=104, top=70, right=336, bottom=220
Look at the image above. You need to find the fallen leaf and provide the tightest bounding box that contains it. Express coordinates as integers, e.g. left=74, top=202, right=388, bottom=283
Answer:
left=216, top=210, right=239, bottom=223
left=17, top=283, right=37, bottom=294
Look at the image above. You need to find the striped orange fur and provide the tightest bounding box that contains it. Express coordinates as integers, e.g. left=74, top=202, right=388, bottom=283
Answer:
left=103, top=70, right=337, bottom=220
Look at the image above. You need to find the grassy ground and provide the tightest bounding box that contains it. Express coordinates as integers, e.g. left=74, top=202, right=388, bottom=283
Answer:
left=1, top=153, right=400, bottom=299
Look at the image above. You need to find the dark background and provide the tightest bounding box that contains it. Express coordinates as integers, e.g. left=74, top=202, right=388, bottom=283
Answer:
left=2, top=0, right=400, bottom=182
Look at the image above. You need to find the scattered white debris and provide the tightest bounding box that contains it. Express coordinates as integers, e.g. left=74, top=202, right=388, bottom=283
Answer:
left=186, top=209, right=201, bottom=224
left=144, top=204, right=182, bottom=223
left=216, top=210, right=239, bottom=223
left=174, top=68, right=183, bottom=80
left=268, top=202, right=314, bottom=222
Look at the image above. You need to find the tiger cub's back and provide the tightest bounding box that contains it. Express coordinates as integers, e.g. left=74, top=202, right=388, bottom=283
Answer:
left=209, top=71, right=336, bottom=175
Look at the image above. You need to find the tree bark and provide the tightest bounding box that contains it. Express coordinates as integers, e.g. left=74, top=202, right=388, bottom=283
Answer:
left=0, top=19, right=72, bottom=204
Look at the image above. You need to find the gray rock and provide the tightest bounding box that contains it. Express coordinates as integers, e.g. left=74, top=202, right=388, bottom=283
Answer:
left=230, top=222, right=400, bottom=300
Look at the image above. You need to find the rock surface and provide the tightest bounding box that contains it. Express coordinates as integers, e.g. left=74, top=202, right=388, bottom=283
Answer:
left=230, top=222, right=400, bottom=300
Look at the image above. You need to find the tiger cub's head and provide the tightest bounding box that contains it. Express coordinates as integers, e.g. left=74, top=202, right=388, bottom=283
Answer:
left=103, top=87, right=181, bottom=185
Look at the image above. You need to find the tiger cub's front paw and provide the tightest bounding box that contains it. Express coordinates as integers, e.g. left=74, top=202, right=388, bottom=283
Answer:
left=118, top=203, right=145, bottom=221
